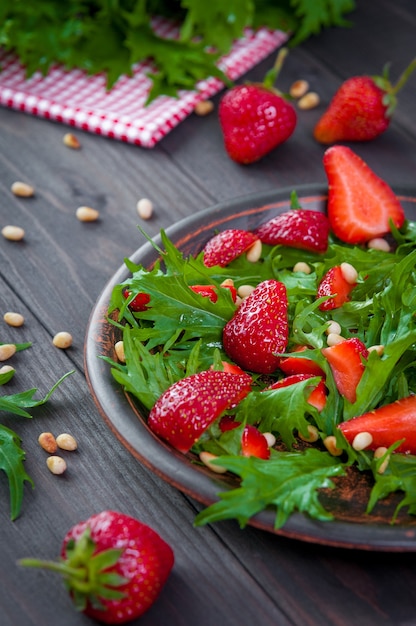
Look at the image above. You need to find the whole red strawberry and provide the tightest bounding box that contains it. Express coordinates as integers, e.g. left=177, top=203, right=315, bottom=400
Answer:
left=19, top=510, right=174, bottom=624
left=314, top=59, right=416, bottom=144
left=219, top=48, right=297, bottom=164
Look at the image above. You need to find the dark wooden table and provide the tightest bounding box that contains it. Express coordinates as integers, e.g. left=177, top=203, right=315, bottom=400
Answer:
left=1, top=2, right=416, bottom=625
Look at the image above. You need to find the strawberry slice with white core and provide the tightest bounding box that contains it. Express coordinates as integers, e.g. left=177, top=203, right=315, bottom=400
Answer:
left=148, top=370, right=252, bottom=453
left=203, top=229, right=259, bottom=267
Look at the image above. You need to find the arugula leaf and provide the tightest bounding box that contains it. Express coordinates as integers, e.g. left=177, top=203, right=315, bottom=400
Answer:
left=368, top=452, right=416, bottom=522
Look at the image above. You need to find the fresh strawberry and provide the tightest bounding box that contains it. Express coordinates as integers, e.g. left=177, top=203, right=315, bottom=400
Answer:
left=223, top=279, right=288, bottom=374
left=219, top=48, right=296, bottom=164
left=219, top=414, right=241, bottom=432
left=314, top=59, right=416, bottom=144
left=268, top=373, right=327, bottom=411
left=122, top=287, right=150, bottom=311
left=317, top=265, right=356, bottom=311
left=339, top=395, right=416, bottom=455
left=241, top=425, right=270, bottom=459
left=322, top=338, right=368, bottom=404
left=254, top=209, right=329, bottom=253
left=203, top=229, right=259, bottom=268
left=278, top=345, right=325, bottom=377
left=148, top=370, right=252, bottom=453
left=190, top=283, right=237, bottom=302
left=20, top=510, right=174, bottom=624
left=323, top=146, right=405, bottom=244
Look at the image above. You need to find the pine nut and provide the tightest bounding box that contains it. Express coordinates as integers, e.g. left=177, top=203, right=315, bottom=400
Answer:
left=199, top=451, right=227, bottom=474
left=63, top=133, right=81, bottom=149
left=3, top=312, right=24, bottom=327
left=0, top=364, right=15, bottom=377
left=46, top=456, right=67, bottom=475
left=2, top=225, right=25, bottom=241
left=56, top=433, right=78, bottom=451
left=38, top=432, right=57, bottom=454
left=194, top=100, right=214, bottom=116
left=340, top=262, right=358, bottom=284
left=237, top=284, right=255, bottom=299
left=323, top=435, right=343, bottom=456
left=298, top=92, right=320, bottom=110
left=76, top=206, right=99, bottom=222
left=0, top=344, right=16, bottom=361
left=368, top=344, right=384, bottom=356
left=326, top=320, right=342, bottom=336
left=293, top=261, right=311, bottom=274
left=115, top=340, right=126, bottom=363
left=368, top=238, right=391, bottom=252
left=263, top=432, right=276, bottom=447
left=289, top=80, right=309, bottom=99
left=352, top=431, right=373, bottom=451
left=220, top=278, right=234, bottom=288
left=326, top=332, right=345, bottom=347
left=245, top=239, right=262, bottom=263
left=374, top=446, right=390, bottom=474
left=52, top=331, right=73, bottom=349
left=137, top=198, right=153, bottom=220
left=11, top=181, right=34, bottom=197
left=298, top=424, right=319, bottom=443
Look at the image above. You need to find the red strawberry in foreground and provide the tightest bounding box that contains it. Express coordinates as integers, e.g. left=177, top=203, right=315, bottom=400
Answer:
left=20, top=511, right=174, bottom=624
left=254, top=209, right=329, bottom=253
left=323, top=146, right=405, bottom=244
left=219, top=48, right=296, bottom=164
left=322, top=338, right=368, bottom=404
left=339, top=395, right=416, bottom=455
left=148, top=370, right=252, bottom=453
left=317, top=265, right=356, bottom=311
left=241, top=425, right=270, bottom=459
left=203, top=229, right=259, bottom=267
left=314, top=59, right=416, bottom=144
left=223, top=279, right=288, bottom=374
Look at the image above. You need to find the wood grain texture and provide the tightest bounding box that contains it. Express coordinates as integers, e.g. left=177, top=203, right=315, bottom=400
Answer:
left=1, top=2, right=416, bottom=625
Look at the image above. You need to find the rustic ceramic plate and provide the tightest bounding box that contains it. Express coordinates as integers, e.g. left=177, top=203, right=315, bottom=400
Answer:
left=85, top=183, right=416, bottom=551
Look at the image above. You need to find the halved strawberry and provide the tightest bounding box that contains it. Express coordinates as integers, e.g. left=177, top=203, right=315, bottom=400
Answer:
left=122, top=287, right=151, bottom=311
left=317, top=265, right=355, bottom=311
left=278, top=345, right=325, bottom=377
left=339, top=395, right=416, bottom=455
left=322, top=338, right=368, bottom=404
left=190, top=284, right=237, bottom=303
left=219, top=415, right=241, bottom=432
left=268, top=373, right=327, bottom=411
left=323, top=146, right=405, bottom=244
left=203, top=229, right=259, bottom=267
left=148, top=370, right=252, bottom=453
left=254, top=209, right=329, bottom=253
left=223, top=279, right=288, bottom=374
left=241, top=425, right=270, bottom=459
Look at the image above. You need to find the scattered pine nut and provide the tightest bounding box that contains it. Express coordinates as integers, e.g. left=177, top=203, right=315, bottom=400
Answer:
left=46, top=456, right=67, bottom=475
left=326, top=320, right=342, bottom=336
left=63, top=133, right=81, bottom=149
left=298, top=92, right=320, bottom=110
left=237, top=284, right=255, bottom=299
left=367, top=238, right=391, bottom=252
left=220, top=278, right=234, bottom=289
left=11, top=181, right=34, bottom=197
left=53, top=331, right=73, bottom=349
left=368, top=344, right=384, bottom=357
left=0, top=344, right=16, bottom=361
left=340, top=262, right=358, bottom=284
left=76, top=206, right=99, bottom=222
left=374, top=446, right=390, bottom=474
left=0, top=364, right=15, bottom=377
left=326, top=332, right=345, bottom=347
left=293, top=261, right=311, bottom=274
left=2, top=225, right=25, bottom=241
left=137, top=198, right=153, bottom=220
left=38, top=432, right=58, bottom=454
left=3, top=312, right=24, bottom=327
left=245, top=239, right=262, bottom=263
left=323, top=435, right=343, bottom=456
left=56, top=433, right=78, bottom=451
left=199, top=451, right=227, bottom=474
left=115, top=340, right=126, bottom=363
left=194, top=100, right=214, bottom=116
left=289, top=80, right=309, bottom=99
left=352, top=431, right=373, bottom=451
left=298, top=424, right=319, bottom=443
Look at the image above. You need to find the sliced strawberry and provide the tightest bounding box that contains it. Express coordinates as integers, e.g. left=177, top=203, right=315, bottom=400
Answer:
left=219, top=415, right=241, bottom=432
left=241, top=425, right=270, bottom=459
left=203, top=229, right=259, bottom=268
left=190, top=283, right=237, bottom=303
left=268, top=373, right=327, bottom=411
left=339, top=395, right=416, bottom=455
left=278, top=345, right=325, bottom=377
left=317, top=265, right=355, bottom=311
left=254, top=209, right=329, bottom=253
left=122, top=287, right=151, bottom=311
left=322, top=338, right=368, bottom=404
left=148, top=370, right=252, bottom=453
left=323, top=146, right=405, bottom=244
left=223, top=279, right=288, bottom=374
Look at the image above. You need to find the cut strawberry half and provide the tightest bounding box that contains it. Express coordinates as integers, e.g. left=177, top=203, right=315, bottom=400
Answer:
left=241, top=425, right=270, bottom=459
left=317, top=265, right=356, bottom=311
left=278, top=345, right=325, bottom=377
left=203, top=229, right=259, bottom=267
left=190, top=284, right=237, bottom=303
left=254, top=209, right=329, bottom=253
left=339, top=395, right=416, bottom=455
left=268, top=373, right=327, bottom=411
left=323, top=146, right=405, bottom=244
left=322, top=338, right=368, bottom=404
left=148, top=370, right=252, bottom=453
left=122, top=287, right=151, bottom=311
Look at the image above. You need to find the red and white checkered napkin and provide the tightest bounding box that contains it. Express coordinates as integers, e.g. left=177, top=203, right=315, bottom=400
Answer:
left=0, top=22, right=287, bottom=148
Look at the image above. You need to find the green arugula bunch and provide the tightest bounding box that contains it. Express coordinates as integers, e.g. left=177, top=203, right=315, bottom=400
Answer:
left=0, top=0, right=355, bottom=100
left=104, top=204, right=416, bottom=530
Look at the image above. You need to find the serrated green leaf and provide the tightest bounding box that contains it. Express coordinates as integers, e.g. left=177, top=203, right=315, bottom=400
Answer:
left=0, top=424, right=33, bottom=520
